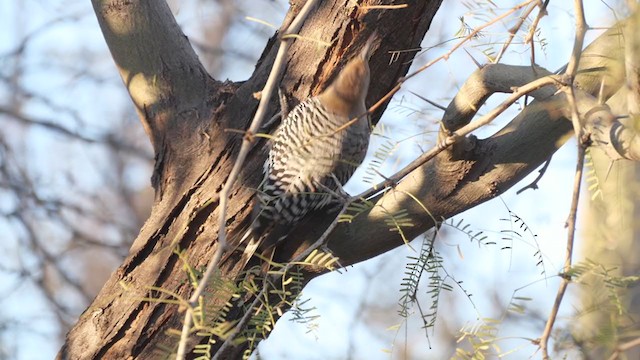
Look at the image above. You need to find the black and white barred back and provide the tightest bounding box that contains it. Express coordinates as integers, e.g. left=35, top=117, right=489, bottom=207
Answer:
left=252, top=96, right=370, bottom=234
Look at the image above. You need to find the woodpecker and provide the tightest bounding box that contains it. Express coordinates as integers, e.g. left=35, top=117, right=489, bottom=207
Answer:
left=240, top=34, right=376, bottom=266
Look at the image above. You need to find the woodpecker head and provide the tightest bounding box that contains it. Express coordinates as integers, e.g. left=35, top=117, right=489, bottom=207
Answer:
left=322, top=33, right=377, bottom=109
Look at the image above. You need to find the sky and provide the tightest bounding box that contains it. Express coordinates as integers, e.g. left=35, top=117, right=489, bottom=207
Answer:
left=0, top=0, right=627, bottom=359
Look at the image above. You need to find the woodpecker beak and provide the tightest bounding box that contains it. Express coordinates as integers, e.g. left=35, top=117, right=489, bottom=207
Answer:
left=360, top=32, right=378, bottom=61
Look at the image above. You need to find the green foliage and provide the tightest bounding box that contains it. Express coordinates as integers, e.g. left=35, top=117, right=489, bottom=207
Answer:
left=584, top=148, right=604, bottom=201
left=453, top=288, right=535, bottom=359
left=499, top=205, right=546, bottom=277
left=568, top=259, right=640, bottom=316
left=300, top=249, right=340, bottom=271
left=455, top=16, right=476, bottom=39
left=124, top=246, right=328, bottom=359
left=394, top=207, right=551, bottom=358
left=454, top=318, right=502, bottom=360
left=288, top=297, right=321, bottom=337
left=533, top=26, right=548, bottom=56
left=382, top=207, right=415, bottom=245
left=398, top=232, right=434, bottom=319
left=338, top=197, right=375, bottom=223
left=443, top=217, right=489, bottom=245
left=398, top=231, right=477, bottom=348
left=560, top=259, right=640, bottom=354
left=398, top=232, right=440, bottom=346
left=361, top=122, right=397, bottom=186
left=363, top=137, right=398, bottom=185
left=340, top=195, right=419, bottom=247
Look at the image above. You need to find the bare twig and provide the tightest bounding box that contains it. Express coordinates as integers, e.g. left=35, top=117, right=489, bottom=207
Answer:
left=524, top=0, right=549, bottom=47
left=607, top=337, right=640, bottom=360
left=174, top=1, right=321, bottom=358
left=361, top=75, right=558, bottom=200
left=493, top=1, right=539, bottom=64
left=564, top=0, right=588, bottom=139
left=0, top=106, right=152, bottom=159
left=409, top=91, right=447, bottom=111
left=525, top=0, right=549, bottom=68
left=537, top=145, right=585, bottom=359
left=625, top=3, right=640, bottom=116
left=367, top=0, right=538, bottom=115
left=538, top=2, right=588, bottom=358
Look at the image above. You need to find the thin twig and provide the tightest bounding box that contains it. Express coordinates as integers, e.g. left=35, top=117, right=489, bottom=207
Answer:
left=525, top=0, right=549, bottom=69
left=361, top=75, right=558, bottom=200
left=564, top=0, right=588, bottom=139
left=0, top=106, right=152, bottom=159
left=174, top=1, right=321, bottom=358
left=624, top=2, right=640, bottom=116
left=607, top=337, right=640, bottom=360
left=538, top=145, right=585, bottom=360
left=409, top=91, right=448, bottom=111
left=564, top=0, right=587, bottom=78
left=367, top=0, right=538, bottom=115
left=538, top=2, right=587, bottom=358
left=493, top=1, right=539, bottom=64
left=524, top=0, right=549, bottom=47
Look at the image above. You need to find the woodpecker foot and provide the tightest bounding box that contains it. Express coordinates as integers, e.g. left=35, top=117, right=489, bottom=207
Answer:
left=330, top=173, right=351, bottom=201
left=313, top=174, right=350, bottom=204
left=314, top=181, right=349, bottom=215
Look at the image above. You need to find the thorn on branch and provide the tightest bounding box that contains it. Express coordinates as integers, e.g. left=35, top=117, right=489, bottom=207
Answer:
left=463, top=48, right=483, bottom=69
left=409, top=91, right=447, bottom=111
left=381, top=176, right=399, bottom=191
left=558, top=271, right=572, bottom=281
left=579, top=132, right=592, bottom=147
left=244, top=130, right=255, bottom=142
left=516, top=156, right=552, bottom=194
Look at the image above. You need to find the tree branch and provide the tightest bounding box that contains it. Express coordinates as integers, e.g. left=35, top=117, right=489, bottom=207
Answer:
left=277, top=13, right=634, bottom=275
left=91, top=0, right=216, bottom=153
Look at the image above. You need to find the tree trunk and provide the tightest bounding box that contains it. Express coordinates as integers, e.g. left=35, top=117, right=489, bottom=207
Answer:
left=58, top=1, right=635, bottom=359
left=58, top=1, right=442, bottom=358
